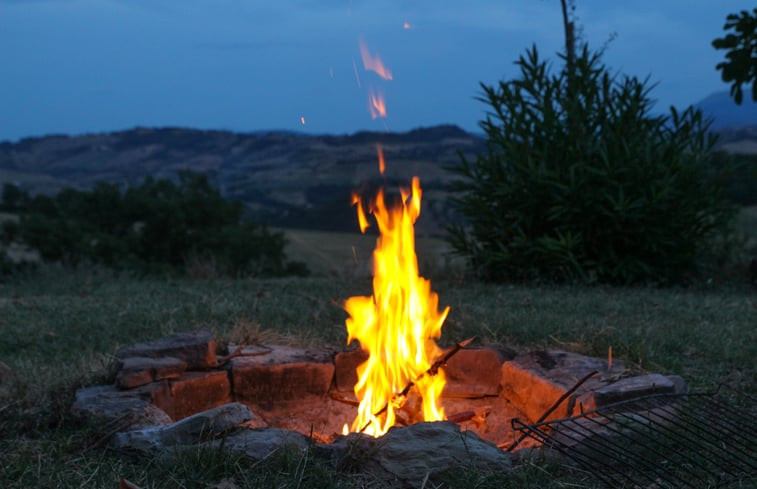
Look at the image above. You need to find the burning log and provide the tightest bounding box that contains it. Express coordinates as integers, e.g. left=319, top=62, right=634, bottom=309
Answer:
left=330, top=392, right=360, bottom=407
left=447, top=406, right=491, bottom=429
left=358, top=337, right=476, bottom=433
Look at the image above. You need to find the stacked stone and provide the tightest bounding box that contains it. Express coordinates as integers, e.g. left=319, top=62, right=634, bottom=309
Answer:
left=70, top=329, right=686, bottom=488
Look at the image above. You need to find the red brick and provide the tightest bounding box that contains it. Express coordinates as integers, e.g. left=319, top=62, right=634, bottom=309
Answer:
left=165, top=371, right=231, bottom=420
left=334, top=348, right=368, bottom=393
left=442, top=346, right=504, bottom=398
left=116, top=356, right=187, bottom=389
left=230, top=346, right=334, bottom=405
left=115, top=330, right=217, bottom=370
left=500, top=350, right=627, bottom=423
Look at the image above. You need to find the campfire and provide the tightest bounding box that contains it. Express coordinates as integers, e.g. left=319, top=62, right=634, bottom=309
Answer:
left=345, top=176, right=448, bottom=437
left=72, top=89, right=685, bottom=455
left=343, top=39, right=453, bottom=437
left=68, top=35, right=712, bottom=489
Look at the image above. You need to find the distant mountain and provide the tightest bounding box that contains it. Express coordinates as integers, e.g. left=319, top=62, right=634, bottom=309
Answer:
left=694, top=90, right=757, bottom=130
left=0, top=125, right=485, bottom=235
left=2, top=116, right=754, bottom=236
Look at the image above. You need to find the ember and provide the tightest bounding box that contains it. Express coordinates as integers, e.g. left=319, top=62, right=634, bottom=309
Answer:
left=368, top=90, right=387, bottom=119
left=359, top=39, right=393, bottom=80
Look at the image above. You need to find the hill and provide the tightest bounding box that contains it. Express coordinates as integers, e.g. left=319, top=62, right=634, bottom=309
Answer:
left=0, top=125, right=484, bottom=235
left=694, top=90, right=757, bottom=130
left=2, top=119, right=755, bottom=235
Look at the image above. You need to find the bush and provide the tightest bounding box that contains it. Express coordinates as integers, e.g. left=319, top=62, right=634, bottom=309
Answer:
left=5, top=172, right=308, bottom=277
left=712, top=151, right=757, bottom=206
left=447, top=45, right=735, bottom=284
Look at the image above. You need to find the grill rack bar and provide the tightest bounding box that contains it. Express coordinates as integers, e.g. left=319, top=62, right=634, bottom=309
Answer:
left=512, top=389, right=756, bottom=488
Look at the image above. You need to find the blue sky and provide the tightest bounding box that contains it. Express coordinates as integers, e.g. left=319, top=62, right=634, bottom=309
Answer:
left=0, top=0, right=744, bottom=141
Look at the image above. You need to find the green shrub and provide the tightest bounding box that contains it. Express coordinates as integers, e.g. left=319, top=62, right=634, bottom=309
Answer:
left=8, top=172, right=308, bottom=277
left=448, top=45, right=735, bottom=284
left=712, top=151, right=757, bottom=206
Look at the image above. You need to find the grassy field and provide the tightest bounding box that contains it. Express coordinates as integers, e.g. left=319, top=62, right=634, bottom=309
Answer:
left=0, top=227, right=755, bottom=488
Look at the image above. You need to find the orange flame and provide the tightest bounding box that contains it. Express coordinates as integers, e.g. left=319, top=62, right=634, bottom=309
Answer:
left=351, top=192, right=370, bottom=233
left=369, top=90, right=387, bottom=119
left=376, top=144, right=385, bottom=175
left=345, top=177, right=449, bottom=437
left=359, top=39, right=393, bottom=80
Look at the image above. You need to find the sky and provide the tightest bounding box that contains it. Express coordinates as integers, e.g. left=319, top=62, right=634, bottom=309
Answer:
left=0, top=0, right=746, bottom=142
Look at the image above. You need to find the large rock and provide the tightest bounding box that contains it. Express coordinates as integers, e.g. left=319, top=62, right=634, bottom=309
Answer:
left=592, top=373, right=677, bottom=406
left=213, top=427, right=310, bottom=461
left=113, top=402, right=253, bottom=451
left=443, top=346, right=505, bottom=398
left=324, top=422, right=511, bottom=487
left=501, top=350, right=627, bottom=423
left=115, top=330, right=217, bottom=370
left=116, top=356, right=187, bottom=389
left=230, top=345, right=334, bottom=405
left=71, top=385, right=172, bottom=431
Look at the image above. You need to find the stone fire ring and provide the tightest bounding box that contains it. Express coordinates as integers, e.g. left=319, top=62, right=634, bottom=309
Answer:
left=72, top=330, right=685, bottom=487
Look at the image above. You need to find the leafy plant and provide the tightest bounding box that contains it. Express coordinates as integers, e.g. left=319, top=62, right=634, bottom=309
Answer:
left=447, top=45, right=735, bottom=284
left=712, top=8, right=757, bottom=105
left=5, top=172, right=308, bottom=277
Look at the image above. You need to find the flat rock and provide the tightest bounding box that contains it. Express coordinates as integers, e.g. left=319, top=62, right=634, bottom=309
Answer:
left=443, top=346, right=504, bottom=398
left=230, top=345, right=334, bottom=405
left=666, top=374, right=687, bottom=394
left=235, top=344, right=333, bottom=365
left=162, top=370, right=231, bottom=420
left=113, top=402, right=253, bottom=451
left=213, top=427, right=310, bottom=461
left=71, top=385, right=172, bottom=431
left=593, top=373, right=676, bottom=406
left=501, top=350, right=627, bottom=423
left=333, top=348, right=368, bottom=393
left=226, top=343, right=276, bottom=356
left=116, top=356, right=187, bottom=389
left=324, top=422, right=511, bottom=487
left=115, top=330, right=217, bottom=370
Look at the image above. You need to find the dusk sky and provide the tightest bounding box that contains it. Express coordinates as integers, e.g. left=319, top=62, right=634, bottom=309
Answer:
left=0, top=0, right=746, bottom=142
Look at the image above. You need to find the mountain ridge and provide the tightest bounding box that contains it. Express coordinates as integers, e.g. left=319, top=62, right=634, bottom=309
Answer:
left=2, top=121, right=754, bottom=233
left=0, top=124, right=484, bottom=235
left=693, top=90, right=757, bottom=130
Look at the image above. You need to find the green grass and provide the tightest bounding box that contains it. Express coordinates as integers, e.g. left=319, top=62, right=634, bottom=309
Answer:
left=279, top=227, right=465, bottom=279
left=0, top=236, right=755, bottom=487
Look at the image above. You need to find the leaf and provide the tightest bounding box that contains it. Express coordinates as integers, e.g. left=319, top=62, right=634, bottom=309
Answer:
left=119, top=478, right=143, bottom=489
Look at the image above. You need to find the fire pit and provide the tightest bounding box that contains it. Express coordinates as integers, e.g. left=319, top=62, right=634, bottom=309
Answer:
left=71, top=329, right=687, bottom=485
left=70, top=173, right=694, bottom=486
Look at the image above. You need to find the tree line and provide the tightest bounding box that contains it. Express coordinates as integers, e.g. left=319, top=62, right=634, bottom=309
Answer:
left=0, top=171, right=308, bottom=277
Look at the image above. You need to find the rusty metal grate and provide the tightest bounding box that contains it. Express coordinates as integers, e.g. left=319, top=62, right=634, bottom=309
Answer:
left=512, top=388, right=757, bottom=488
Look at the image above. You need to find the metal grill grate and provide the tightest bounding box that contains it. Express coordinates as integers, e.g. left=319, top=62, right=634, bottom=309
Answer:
left=512, top=389, right=756, bottom=488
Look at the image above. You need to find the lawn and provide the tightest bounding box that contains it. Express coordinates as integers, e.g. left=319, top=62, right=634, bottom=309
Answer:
left=0, top=229, right=754, bottom=488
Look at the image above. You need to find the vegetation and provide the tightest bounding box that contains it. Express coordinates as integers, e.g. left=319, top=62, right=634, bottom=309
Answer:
left=0, top=261, right=753, bottom=487
left=713, top=8, right=757, bottom=105
left=447, top=45, right=736, bottom=284
left=713, top=151, right=757, bottom=206
left=0, top=172, right=308, bottom=277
